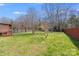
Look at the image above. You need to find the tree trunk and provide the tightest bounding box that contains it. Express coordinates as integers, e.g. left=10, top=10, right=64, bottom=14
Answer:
left=25, top=28, right=27, bottom=32
left=32, top=28, right=35, bottom=34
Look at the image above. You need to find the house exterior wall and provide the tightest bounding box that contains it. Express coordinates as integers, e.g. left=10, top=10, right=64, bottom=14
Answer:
left=0, top=25, right=10, bottom=32
left=0, top=24, right=12, bottom=36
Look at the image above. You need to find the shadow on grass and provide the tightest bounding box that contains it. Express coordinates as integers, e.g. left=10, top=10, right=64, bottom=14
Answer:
left=13, top=32, right=44, bottom=36
left=14, top=33, right=32, bottom=36
left=65, top=33, right=79, bottom=49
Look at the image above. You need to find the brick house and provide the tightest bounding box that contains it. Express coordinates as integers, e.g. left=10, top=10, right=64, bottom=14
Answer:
left=0, top=23, right=12, bottom=36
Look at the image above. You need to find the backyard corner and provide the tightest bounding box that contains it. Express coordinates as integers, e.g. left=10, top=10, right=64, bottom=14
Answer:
left=0, top=32, right=79, bottom=56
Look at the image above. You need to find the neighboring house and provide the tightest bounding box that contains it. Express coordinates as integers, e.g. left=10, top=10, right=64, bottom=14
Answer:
left=0, top=23, right=12, bottom=36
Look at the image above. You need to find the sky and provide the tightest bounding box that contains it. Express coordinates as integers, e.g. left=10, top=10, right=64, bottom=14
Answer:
left=0, top=3, right=42, bottom=20
left=0, top=3, right=79, bottom=20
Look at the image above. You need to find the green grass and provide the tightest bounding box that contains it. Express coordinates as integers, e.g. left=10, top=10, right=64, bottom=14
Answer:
left=0, top=32, right=79, bottom=56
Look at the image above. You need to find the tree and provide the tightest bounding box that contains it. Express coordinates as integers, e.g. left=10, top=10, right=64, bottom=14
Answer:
left=67, top=14, right=79, bottom=28
left=27, top=8, right=38, bottom=34
left=43, top=4, right=55, bottom=31
left=67, top=14, right=77, bottom=28
left=41, top=20, right=49, bottom=38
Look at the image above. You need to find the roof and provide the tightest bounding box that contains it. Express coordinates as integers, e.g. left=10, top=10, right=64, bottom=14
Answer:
left=0, top=23, right=11, bottom=26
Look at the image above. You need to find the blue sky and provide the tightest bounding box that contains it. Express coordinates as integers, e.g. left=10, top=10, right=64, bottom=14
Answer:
left=0, top=3, right=42, bottom=19
left=0, top=3, right=79, bottom=20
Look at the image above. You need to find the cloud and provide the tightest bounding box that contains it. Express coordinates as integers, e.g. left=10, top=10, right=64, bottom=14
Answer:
left=13, top=11, right=22, bottom=15
left=13, top=11, right=26, bottom=15
left=0, top=3, right=5, bottom=6
left=76, top=9, right=79, bottom=11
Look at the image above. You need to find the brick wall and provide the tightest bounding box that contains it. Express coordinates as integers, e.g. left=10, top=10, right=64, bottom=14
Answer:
left=64, top=28, right=79, bottom=40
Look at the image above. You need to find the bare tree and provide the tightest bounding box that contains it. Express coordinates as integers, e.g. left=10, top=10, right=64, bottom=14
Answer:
left=27, top=8, right=38, bottom=34
left=41, top=20, right=49, bottom=38
left=43, top=4, right=55, bottom=31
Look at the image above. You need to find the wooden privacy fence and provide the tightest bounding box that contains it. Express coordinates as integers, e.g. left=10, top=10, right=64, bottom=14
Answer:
left=64, top=28, right=79, bottom=40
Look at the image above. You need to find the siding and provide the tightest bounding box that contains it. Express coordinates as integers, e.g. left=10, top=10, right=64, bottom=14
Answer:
left=0, top=24, right=12, bottom=36
left=0, top=24, right=11, bottom=32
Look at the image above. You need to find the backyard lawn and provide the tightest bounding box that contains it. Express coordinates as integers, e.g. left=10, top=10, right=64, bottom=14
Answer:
left=0, top=32, right=79, bottom=56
